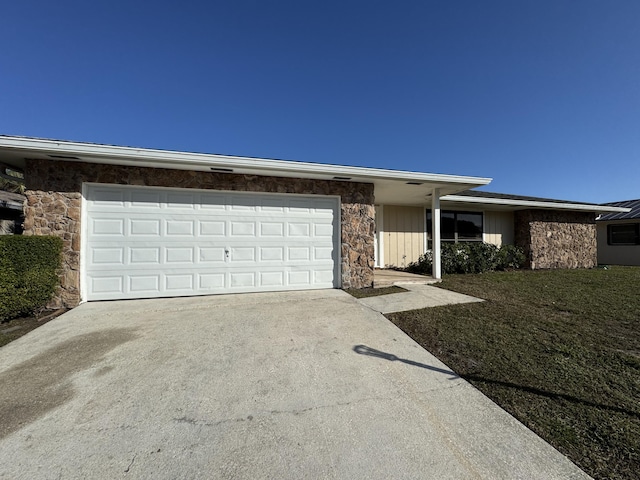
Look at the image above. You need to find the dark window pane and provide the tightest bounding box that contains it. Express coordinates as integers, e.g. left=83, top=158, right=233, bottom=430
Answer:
left=608, top=224, right=640, bottom=245
left=426, top=211, right=455, bottom=239
left=441, top=212, right=456, bottom=240
left=457, top=212, right=483, bottom=240
left=426, top=210, right=483, bottom=243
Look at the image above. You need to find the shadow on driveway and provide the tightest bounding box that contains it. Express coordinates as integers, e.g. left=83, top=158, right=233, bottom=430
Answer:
left=353, top=344, right=459, bottom=379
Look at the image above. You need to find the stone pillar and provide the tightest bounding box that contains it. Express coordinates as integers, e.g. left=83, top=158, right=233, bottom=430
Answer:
left=514, top=209, right=597, bottom=269
left=341, top=203, right=375, bottom=288
left=23, top=191, right=82, bottom=307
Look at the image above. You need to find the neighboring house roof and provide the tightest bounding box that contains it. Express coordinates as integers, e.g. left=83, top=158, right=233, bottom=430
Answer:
left=442, top=190, right=630, bottom=214
left=597, top=199, right=640, bottom=221
left=0, top=190, right=25, bottom=211
left=0, top=135, right=491, bottom=206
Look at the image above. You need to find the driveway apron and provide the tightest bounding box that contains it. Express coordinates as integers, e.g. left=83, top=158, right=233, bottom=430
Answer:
left=0, top=290, right=589, bottom=479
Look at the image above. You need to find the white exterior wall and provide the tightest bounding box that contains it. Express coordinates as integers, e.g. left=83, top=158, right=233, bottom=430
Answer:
left=597, top=220, right=640, bottom=266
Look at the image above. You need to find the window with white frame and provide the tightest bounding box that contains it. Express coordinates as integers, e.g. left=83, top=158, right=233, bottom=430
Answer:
left=427, top=210, right=483, bottom=247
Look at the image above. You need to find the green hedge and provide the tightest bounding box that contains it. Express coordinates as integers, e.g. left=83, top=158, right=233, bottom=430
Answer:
left=407, top=242, right=525, bottom=275
left=0, top=236, right=63, bottom=322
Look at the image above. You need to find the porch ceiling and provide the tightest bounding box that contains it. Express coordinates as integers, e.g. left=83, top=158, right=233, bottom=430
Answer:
left=373, top=179, right=490, bottom=206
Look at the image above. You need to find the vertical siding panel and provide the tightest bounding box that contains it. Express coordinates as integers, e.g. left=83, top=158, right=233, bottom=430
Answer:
left=380, top=206, right=429, bottom=267
left=401, top=208, right=408, bottom=266
left=393, top=206, right=399, bottom=265
left=384, top=205, right=392, bottom=266
left=484, top=211, right=515, bottom=246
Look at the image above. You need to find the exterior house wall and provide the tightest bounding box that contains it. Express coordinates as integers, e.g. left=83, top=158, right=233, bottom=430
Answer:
left=380, top=206, right=516, bottom=266
left=23, top=159, right=375, bottom=307
left=484, top=210, right=514, bottom=247
left=597, top=220, right=640, bottom=266
left=514, top=209, right=597, bottom=269
left=382, top=205, right=514, bottom=267
left=382, top=205, right=425, bottom=267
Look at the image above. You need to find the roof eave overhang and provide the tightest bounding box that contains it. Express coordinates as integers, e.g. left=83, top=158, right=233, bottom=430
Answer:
left=0, top=136, right=492, bottom=200
left=442, top=194, right=632, bottom=214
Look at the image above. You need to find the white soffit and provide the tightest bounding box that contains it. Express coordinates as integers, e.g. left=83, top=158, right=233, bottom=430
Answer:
left=0, top=136, right=491, bottom=200
left=442, top=194, right=631, bottom=214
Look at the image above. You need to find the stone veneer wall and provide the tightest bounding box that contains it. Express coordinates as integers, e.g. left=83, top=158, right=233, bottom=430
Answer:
left=514, top=209, right=597, bottom=269
left=24, top=159, right=375, bottom=307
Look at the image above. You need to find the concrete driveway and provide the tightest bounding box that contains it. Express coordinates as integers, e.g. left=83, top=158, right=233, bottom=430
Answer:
left=0, top=290, right=588, bottom=479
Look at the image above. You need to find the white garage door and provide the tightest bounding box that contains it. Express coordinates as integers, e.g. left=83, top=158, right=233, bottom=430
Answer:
left=83, top=184, right=340, bottom=301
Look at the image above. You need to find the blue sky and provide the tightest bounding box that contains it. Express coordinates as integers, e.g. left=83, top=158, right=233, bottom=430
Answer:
left=1, top=1, right=638, bottom=203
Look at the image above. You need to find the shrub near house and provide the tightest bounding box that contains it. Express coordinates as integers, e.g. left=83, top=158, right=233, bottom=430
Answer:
left=0, top=236, right=62, bottom=321
left=407, top=243, right=525, bottom=275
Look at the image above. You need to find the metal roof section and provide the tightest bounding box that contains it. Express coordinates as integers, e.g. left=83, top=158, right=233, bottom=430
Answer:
left=443, top=190, right=631, bottom=214
left=597, top=199, right=640, bottom=221
left=0, top=135, right=492, bottom=204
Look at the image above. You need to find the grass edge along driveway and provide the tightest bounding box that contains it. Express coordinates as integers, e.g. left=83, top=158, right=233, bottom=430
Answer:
left=387, top=267, right=639, bottom=480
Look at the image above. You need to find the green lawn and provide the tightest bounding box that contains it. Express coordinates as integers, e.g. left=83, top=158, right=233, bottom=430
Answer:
left=387, top=266, right=640, bottom=480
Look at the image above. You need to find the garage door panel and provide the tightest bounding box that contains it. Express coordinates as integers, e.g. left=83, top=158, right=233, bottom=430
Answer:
left=288, top=222, right=310, bottom=237
left=314, top=223, right=334, bottom=237
left=166, top=192, right=196, bottom=208
left=130, top=247, right=160, bottom=264
left=130, top=219, right=161, bottom=236
left=91, top=217, right=124, bottom=236
left=259, top=271, right=284, bottom=286
left=91, top=276, right=124, bottom=295
left=289, top=270, right=311, bottom=285
left=129, top=274, right=160, bottom=293
left=289, top=246, right=310, bottom=260
left=200, top=221, right=226, bottom=236
left=199, top=273, right=225, bottom=289
left=260, top=247, right=284, bottom=261
left=91, top=247, right=124, bottom=265
left=230, top=221, right=255, bottom=236
left=130, top=191, right=161, bottom=207
left=165, top=274, right=193, bottom=291
left=200, top=194, right=227, bottom=209
left=92, top=188, right=125, bottom=205
left=230, top=272, right=255, bottom=288
left=314, top=270, right=334, bottom=283
left=85, top=184, right=339, bottom=300
left=230, top=247, right=255, bottom=262
left=166, top=220, right=194, bottom=236
left=260, top=222, right=284, bottom=236
left=199, top=247, right=226, bottom=263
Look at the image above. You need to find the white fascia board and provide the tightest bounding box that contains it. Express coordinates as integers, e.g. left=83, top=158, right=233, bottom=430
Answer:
left=0, top=136, right=492, bottom=187
left=442, top=194, right=632, bottom=214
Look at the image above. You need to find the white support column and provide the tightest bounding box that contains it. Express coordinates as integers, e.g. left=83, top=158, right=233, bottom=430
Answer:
left=431, top=189, right=442, bottom=280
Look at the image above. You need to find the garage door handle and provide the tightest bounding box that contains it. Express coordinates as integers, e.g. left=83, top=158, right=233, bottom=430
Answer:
left=225, top=248, right=230, bottom=258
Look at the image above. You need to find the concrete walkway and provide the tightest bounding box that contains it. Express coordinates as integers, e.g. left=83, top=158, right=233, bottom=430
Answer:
left=358, top=284, right=484, bottom=314
left=0, top=290, right=588, bottom=479
left=374, top=269, right=437, bottom=287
